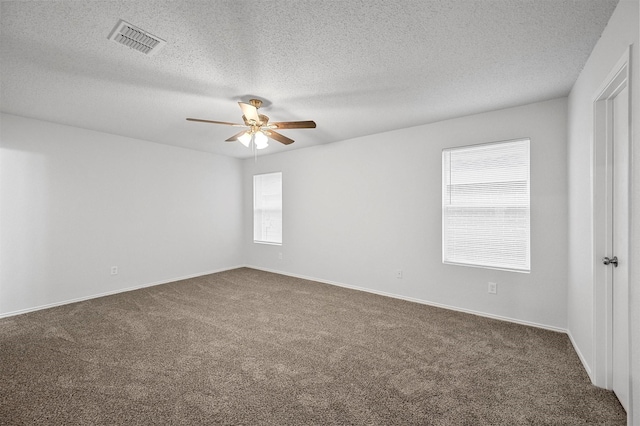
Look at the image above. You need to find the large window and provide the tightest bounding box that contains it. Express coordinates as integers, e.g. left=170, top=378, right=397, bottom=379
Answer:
left=253, top=172, right=282, bottom=245
left=442, top=139, right=530, bottom=272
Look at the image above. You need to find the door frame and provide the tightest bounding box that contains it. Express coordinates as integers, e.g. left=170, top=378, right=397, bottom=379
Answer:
left=592, top=47, right=631, bottom=393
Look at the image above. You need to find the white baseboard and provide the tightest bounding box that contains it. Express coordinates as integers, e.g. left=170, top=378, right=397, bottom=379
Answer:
left=0, top=265, right=245, bottom=319
left=248, top=265, right=568, bottom=334
left=3, top=263, right=569, bottom=337
left=567, top=329, right=593, bottom=381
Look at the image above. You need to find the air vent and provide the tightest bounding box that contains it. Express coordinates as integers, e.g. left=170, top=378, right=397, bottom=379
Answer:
left=108, top=19, right=166, bottom=56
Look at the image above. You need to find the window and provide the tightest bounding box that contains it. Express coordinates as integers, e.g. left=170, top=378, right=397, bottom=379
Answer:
left=253, top=172, right=282, bottom=245
left=442, top=139, right=530, bottom=272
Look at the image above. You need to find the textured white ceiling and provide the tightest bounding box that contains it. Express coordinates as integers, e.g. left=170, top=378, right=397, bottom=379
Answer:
left=0, top=0, right=619, bottom=158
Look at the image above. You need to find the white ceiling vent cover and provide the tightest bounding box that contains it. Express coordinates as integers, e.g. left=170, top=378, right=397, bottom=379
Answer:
left=108, top=19, right=166, bottom=56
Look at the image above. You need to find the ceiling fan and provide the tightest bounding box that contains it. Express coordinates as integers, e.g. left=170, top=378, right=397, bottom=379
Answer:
left=186, top=99, right=316, bottom=150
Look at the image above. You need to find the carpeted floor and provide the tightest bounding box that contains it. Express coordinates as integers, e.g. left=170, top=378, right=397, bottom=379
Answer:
left=0, top=268, right=626, bottom=425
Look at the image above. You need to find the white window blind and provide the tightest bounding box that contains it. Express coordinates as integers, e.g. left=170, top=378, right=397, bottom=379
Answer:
left=442, top=139, right=530, bottom=272
left=253, top=172, right=282, bottom=245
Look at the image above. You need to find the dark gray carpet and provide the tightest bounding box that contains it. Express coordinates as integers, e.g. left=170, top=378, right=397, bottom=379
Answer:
left=0, top=268, right=626, bottom=425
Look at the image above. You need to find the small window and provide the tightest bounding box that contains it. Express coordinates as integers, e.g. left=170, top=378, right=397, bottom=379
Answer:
left=253, top=172, right=282, bottom=245
left=442, top=139, right=530, bottom=272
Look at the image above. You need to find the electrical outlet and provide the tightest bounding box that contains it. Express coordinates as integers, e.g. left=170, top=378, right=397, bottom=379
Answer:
left=278, top=252, right=283, bottom=260
left=396, top=270, right=403, bottom=279
left=488, top=282, right=497, bottom=294
left=111, top=266, right=118, bottom=275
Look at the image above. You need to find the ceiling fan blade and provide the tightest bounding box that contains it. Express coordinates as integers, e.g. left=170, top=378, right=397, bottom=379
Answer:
left=226, top=130, right=249, bottom=142
left=270, top=120, right=317, bottom=129
left=267, top=130, right=295, bottom=145
left=238, top=102, right=260, bottom=123
left=186, top=118, right=245, bottom=127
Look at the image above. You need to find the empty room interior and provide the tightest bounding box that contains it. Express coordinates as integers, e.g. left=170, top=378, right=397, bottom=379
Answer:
left=1, top=1, right=639, bottom=424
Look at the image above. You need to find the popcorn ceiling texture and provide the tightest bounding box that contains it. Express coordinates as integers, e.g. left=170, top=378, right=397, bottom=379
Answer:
left=0, top=0, right=619, bottom=158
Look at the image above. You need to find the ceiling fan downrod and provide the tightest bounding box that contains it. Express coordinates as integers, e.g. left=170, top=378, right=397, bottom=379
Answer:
left=248, top=99, right=262, bottom=109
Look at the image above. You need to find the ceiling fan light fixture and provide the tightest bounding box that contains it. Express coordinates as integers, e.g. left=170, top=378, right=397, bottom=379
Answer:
left=255, top=131, right=269, bottom=149
left=186, top=98, right=316, bottom=149
left=238, top=131, right=252, bottom=147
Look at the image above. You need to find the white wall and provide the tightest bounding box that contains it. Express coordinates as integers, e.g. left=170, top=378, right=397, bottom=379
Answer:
left=567, top=0, right=639, bottom=423
left=243, top=98, right=568, bottom=330
left=0, top=113, right=244, bottom=317
left=634, top=4, right=640, bottom=422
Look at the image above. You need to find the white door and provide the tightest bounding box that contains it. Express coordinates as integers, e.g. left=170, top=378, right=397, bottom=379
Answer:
left=610, top=85, right=629, bottom=412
